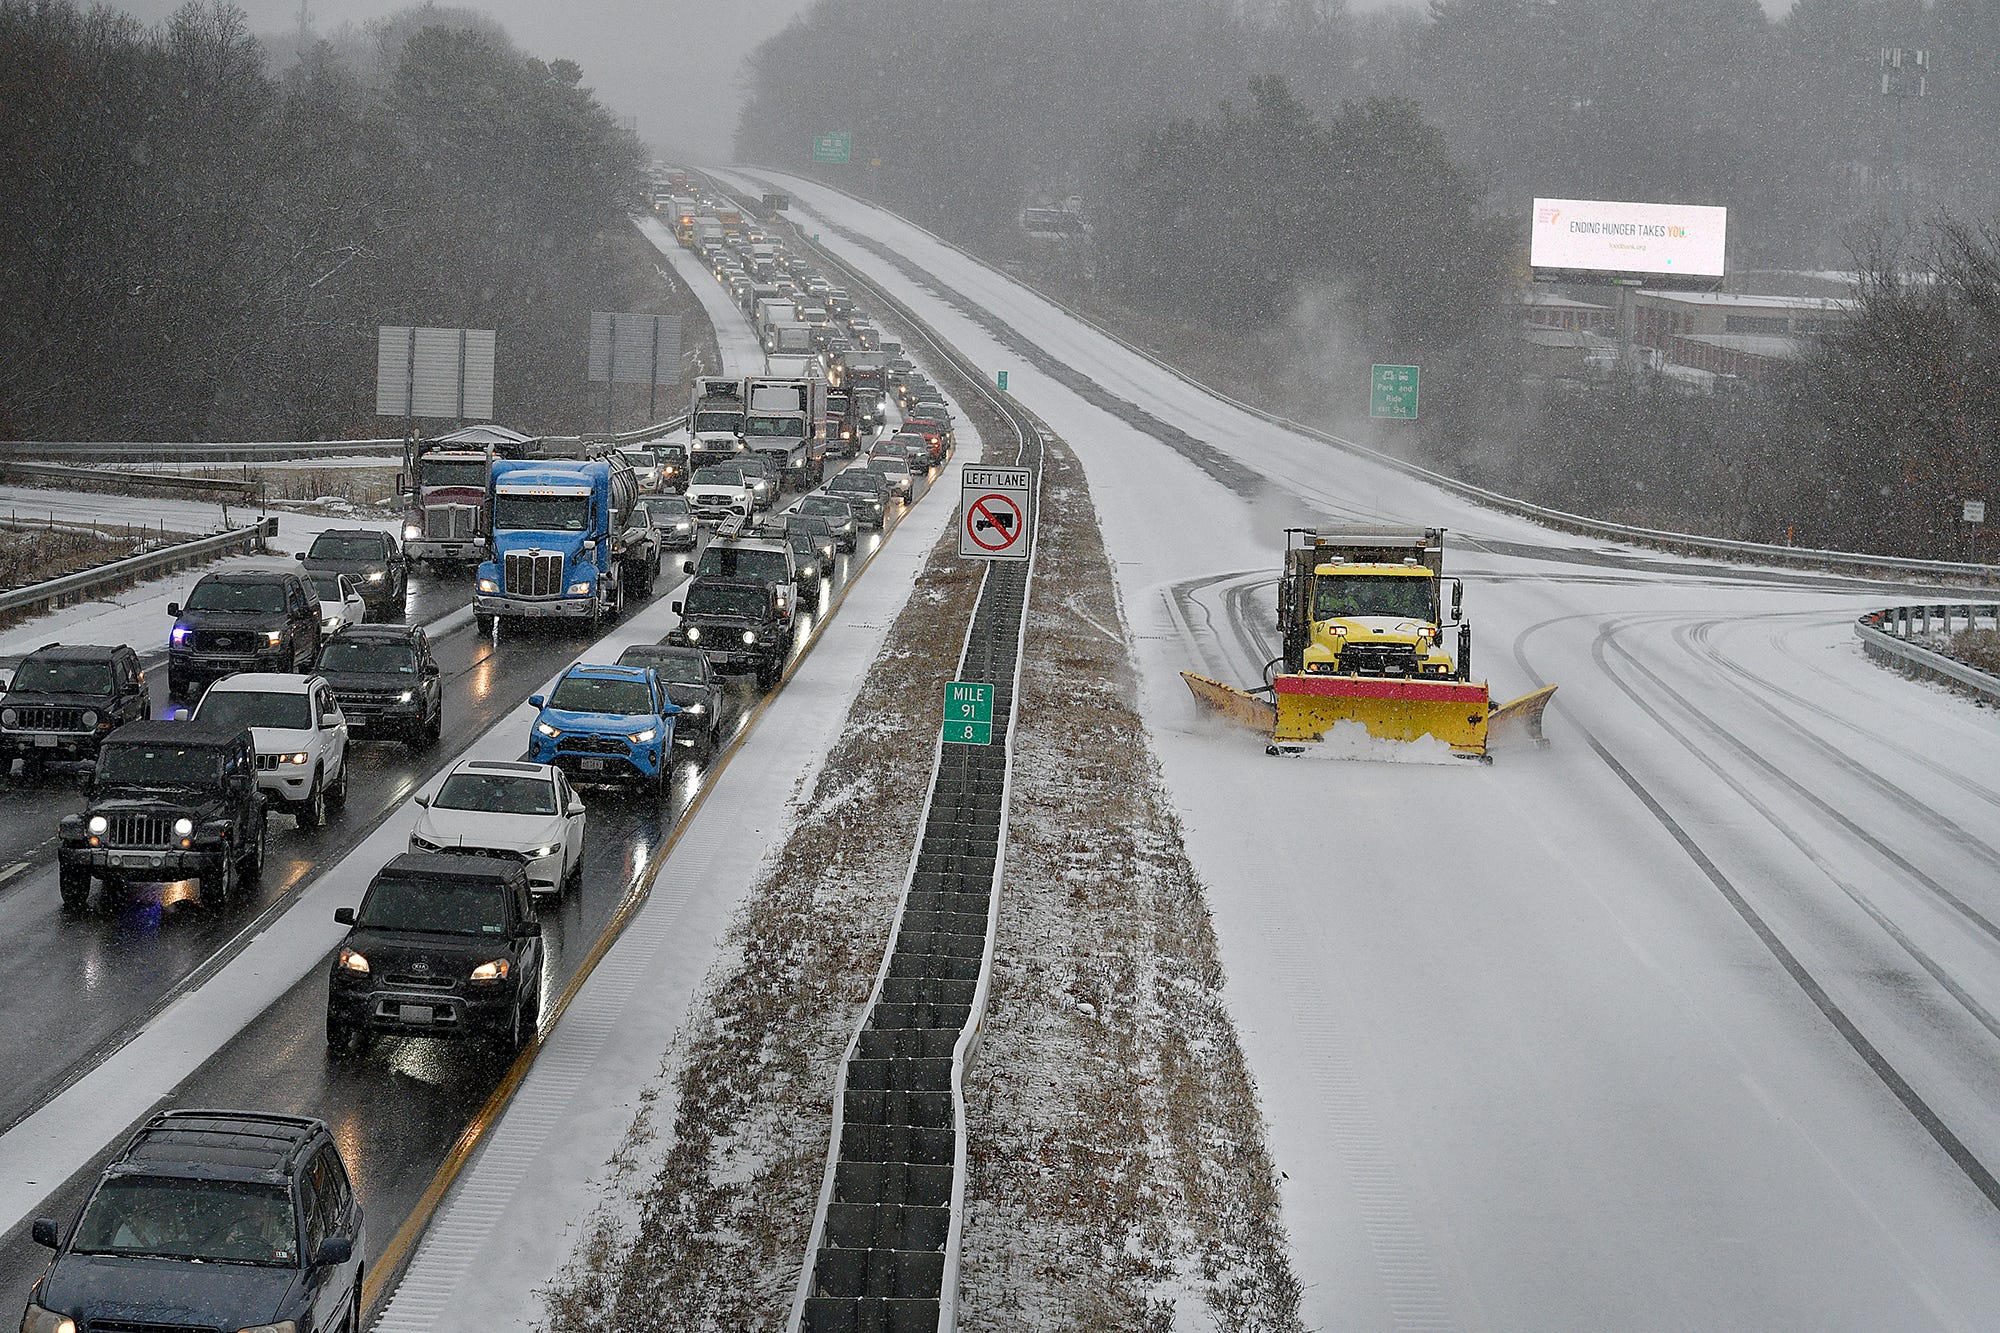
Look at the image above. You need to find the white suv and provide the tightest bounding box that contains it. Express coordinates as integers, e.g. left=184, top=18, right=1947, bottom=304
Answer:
left=192, top=673, right=349, bottom=827
left=410, top=758, right=587, bottom=897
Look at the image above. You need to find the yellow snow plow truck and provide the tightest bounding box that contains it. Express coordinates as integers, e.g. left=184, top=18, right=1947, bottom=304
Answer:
left=1182, top=526, right=1555, bottom=760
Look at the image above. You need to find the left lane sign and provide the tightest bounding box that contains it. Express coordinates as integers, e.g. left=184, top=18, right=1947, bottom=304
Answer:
left=959, top=466, right=1032, bottom=562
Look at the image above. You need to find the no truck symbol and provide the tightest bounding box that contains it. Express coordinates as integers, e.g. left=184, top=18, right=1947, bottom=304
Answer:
left=965, top=493, right=1024, bottom=552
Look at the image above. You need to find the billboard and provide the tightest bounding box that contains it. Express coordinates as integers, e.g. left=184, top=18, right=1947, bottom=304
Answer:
left=1530, top=199, right=1727, bottom=286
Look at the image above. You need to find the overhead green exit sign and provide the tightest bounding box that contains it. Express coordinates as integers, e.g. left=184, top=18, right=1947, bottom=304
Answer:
left=812, top=132, right=852, bottom=164
left=944, top=680, right=992, bottom=744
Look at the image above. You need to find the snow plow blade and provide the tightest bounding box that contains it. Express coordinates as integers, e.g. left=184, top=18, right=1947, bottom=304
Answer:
left=1180, top=672, right=1277, bottom=731
left=1486, top=684, right=1558, bottom=747
left=1272, top=674, right=1492, bottom=757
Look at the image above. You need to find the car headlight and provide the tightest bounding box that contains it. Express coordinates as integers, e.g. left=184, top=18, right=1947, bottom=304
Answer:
left=469, top=958, right=510, bottom=983
left=21, top=1304, right=77, bottom=1333
left=173, top=817, right=194, bottom=838
left=628, top=727, right=658, bottom=744
left=284, top=751, right=309, bottom=765
left=87, top=815, right=107, bottom=836
left=675, top=521, right=692, bottom=530
left=397, top=690, right=414, bottom=703
left=79, top=709, right=98, bottom=728
left=478, top=578, right=499, bottom=593
left=233, top=1322, right=300, bottom=1333
left=527, top=844, right=559, bottom=860
left=266, top=631, right=284, bottom=648
left=404, top=523, right=423, bottom=540
left=742, top=630, right=757, bottom=645
left=568, top=581, right=594, bottom=595
left=171, top=624, right=191, bottom=646
left=535, top=720, right=561, bottom=739
left=684, top=702, right=706, bottom=715
left=0, top=708, right=14, bottom=726
left=366, top=570, right=385, bottom=583
left=338, top=948, right=369, bottom=975
left=684, top=626, right=701, bottom=643
left=410, top=834, right=441, bottom=852
left=799, top=563, right=816, bottom=578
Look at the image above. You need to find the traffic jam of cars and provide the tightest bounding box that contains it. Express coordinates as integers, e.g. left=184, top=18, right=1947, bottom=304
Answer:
left=9, top=193, right=959, bottom=1332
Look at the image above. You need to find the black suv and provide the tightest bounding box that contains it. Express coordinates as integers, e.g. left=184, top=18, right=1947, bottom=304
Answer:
left=298, top=527, right=408, bottom=618
left=168, top=569, right=323, bottom=701
left=617, top=643, right=724, bottom=758
left=24, top=1108, right=364, bottom=1333
left=317, top=624, right=443, bottom=748
left=668, top=576, right=792, bottom=691
left=327, top=853, right=544, bottom=1054
left=0, top=643, right=148, bottom=779
left=58, top=720, right=266, bottom=909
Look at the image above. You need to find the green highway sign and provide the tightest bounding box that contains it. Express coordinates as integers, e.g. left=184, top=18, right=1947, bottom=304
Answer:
left=996, top=370, right=1009, bottom=392
left=812, top=132, right=852, bottom=164
left=945, top=680, right=994, bottom=744
left=1370, top=364, right=1420, bottom=419
left=945, top=720, right=992, bottom=745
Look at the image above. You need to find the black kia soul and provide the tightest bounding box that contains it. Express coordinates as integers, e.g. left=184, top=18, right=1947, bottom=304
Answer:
left=23, top=1109, right=364, bottom=1333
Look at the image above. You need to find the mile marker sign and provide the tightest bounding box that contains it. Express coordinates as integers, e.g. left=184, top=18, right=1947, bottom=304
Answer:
left=959, top=466, right=1032, bottom=562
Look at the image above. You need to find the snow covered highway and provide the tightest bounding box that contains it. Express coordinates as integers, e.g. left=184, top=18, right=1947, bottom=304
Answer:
left=727, top=170, right=2000, bottom=1330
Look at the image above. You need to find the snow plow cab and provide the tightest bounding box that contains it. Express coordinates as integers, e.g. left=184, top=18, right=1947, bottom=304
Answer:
left=1182, top=526, right=1554, bottom=760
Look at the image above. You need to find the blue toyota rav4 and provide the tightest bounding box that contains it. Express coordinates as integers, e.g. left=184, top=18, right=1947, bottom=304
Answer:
left=528, top=663, right=678, bottom=797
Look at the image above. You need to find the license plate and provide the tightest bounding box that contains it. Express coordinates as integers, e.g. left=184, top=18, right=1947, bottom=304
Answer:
left=400, top=1003, right=433, bottom=1024
left=111, top=851, right=161, bottom=868
left=33, top=735, right=57, bottom=748
left=581, top=758, right=606, bottom=772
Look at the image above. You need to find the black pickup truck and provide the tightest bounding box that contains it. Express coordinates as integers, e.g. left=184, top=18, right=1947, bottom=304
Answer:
left=168, top=570, right=323, bottom=701
left=668, top=576, right=793, bottom=691
left=58, top=720, right=266, bottom=909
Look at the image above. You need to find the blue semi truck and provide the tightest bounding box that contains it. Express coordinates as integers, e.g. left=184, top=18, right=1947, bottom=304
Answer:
left=473, top=453, right=660, bottom=635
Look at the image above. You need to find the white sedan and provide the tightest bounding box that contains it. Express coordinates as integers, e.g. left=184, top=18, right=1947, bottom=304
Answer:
left=307, top=571, right=368, bottom=633
left=410, top=758, right=586, bottom=897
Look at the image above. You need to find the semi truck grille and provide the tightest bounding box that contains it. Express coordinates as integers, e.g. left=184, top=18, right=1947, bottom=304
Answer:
left=426, top=505, right=478, bottom=539
left=106, top=813, right=175, bottom=847
left=503, top=551, right=563, bottom=597
left=11, top=705, right=87, bottom=732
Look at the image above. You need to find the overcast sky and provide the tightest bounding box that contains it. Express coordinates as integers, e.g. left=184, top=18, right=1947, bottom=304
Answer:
left=107, top=0, right=1795, bottom=160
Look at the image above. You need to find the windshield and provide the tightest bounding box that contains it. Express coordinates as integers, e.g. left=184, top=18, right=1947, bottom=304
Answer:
left=12, top=657, right=112, bottom=693
left=693, top=411, right=742, bottom=435
left=320, top=640, right=415, bottom=673
left=71, top=1177, right=297, bottom=1267
left=1313, top=574, right=1436, bottom=622
left=698, top=548, right=788, bottom=582
left=356, top=875, right=508, bottom=936
left=691, top=467, right=744, bottom=488
left=419, top=458, right=488, bottom=490
left=831, top=473, right=886, bottom=493
left=494, top=493, right=588, bottom=533
left=197, top=689, right=312, bottom=731
left=746, top=417, right=802, bottom=438
left=309, top=574, right=349, bottom=601
left=620, top=649, right=706, bottom=684
left=309, top=532, right=385, bottom=561
left=183, top=580, right=284, bottom=614
left=98, top=743, right=223, bottom=787
left=549, top=674, right=655, bottom=716
left=638, top=498, right=692, bottom=520
left=684, top=583, right=768, bottom=618
left=434, top=772, right=556, bottom=815
left=657, top=445, right=687, bottom=464
left=798, top=499, right=850, bottom=521
left=618, top=449, right=656, bottom=468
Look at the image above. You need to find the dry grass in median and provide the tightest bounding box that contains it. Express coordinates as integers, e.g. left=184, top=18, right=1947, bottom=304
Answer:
left=539, top=518, right=984, bottom=1331
left=955, top=437, right=1304, bottom=1332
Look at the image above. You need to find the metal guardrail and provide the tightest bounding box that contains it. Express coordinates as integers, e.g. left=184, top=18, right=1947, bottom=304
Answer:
left=754, top=168, right=2000, bottom=587
left=2, top=414, right=691, bottom=467
left=1855, top=604, right=2000, bottom=705
left=785, top=215, right=1044, bottom=1332
left=0, top=459, right=263, bottom=498
left=0, top=519, right=276, bottom=619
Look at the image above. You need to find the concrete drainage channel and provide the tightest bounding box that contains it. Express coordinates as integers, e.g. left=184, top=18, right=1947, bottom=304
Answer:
left=779, top=209, right=1046, bottom=1332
